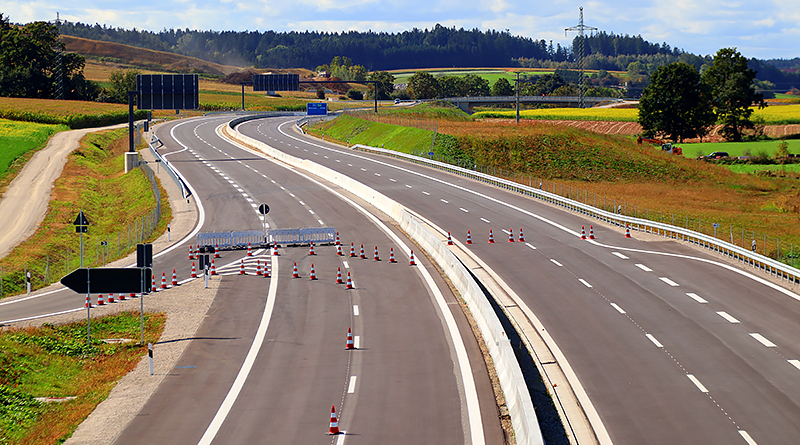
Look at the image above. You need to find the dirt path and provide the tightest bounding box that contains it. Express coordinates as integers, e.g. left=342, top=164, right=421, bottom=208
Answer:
left=0, top=124, right=126, bottom=260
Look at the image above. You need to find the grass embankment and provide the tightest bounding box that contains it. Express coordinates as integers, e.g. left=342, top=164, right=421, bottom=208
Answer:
left=0, top=311, right=165, bottom=444
left=0, top=120, right=69, bottom=195
left=0, top=128, right=170, bottom=297
left=312, top=113, right=800, bottom=260
left=0, top=97, right=148, bottom=129
left=685, top=139, right=800, bottom=159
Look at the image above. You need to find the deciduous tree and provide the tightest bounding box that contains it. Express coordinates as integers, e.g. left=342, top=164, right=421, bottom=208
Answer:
left=407, top=71, right=438, bottom=99
left=491, top=77, right=513, bottom=96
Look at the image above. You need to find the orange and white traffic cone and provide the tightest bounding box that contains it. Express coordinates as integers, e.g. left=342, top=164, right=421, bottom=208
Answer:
left=581, top=226, right=587, bottom=240
left=119, top=292, right=127, bottom=301
left=85, top=296, right=91, bottom=308
left=373, top=246, right=380, bottom=261
left=336, top=267, right=343, bottom=284
left=328, top=405, right=340, bottom=435
left=152, top=274, right=157, bottom=292
left=214, top=244, right=220, bottom=258
left=239, top=259, right=246, bottom=275
left=264, top=262, right=271, bottom=278
left=256, top=260, right=262, bottom=277
left=625, top=224, right=632, bottom=238
left=189, top=245, right=194, bottom=260
left=172, top=269, right=178, bottom=286
left=519, top=228, right=525, bottom=242
left=309, top=241, right=316, bottom=256
left=247, top=243, right=252, bottom=256
left=409, top=250, right=416, bottom=266
left=210, top=259, right=217, bottom=275
left=488, top=229, right=495, bottom=243
left=508, top=229, right=515, bottom=242
left=389, top=247, right=396, bottom=263
left=349, top=243, right=356, bottom=257
left=466, top=230, right=472, bottom=244
left=335, top=232, right=340, bottom=246
left=191, top=262, right=197, bottom=278
left=346, top=327, right=355, bottom=350
left=359, top=244, right=366, bottom=259
left=107, top=293, right=115, bottom=303
left=272, top=244, right=279, bottom=256
left=161, top=272, right=167, bottom=289
left=309, top=264, right=317, bottom=280
left=97, top=294, right=105, bottom=306
left=447, top=231, right=453, bottom=245
left=346, top=272, right=354, bottom=289
left=292, top=262, right=299, bottom=278
left=589, top=225, right=595, bottom=240
left=336, top=244, right=343, bottom=256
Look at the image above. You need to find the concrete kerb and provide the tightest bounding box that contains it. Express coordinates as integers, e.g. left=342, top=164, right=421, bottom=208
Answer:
left=225, top=123, right=544, bottom=445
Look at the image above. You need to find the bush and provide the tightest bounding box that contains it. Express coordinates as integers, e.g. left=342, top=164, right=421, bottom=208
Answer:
left=346, top=89, right=363, bottom=100
left=316, top=89, right=325, bottom=99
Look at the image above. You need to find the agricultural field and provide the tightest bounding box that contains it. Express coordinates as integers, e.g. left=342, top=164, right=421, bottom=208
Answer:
left=0, top=120, right=67, bottom=185
left=752, top=104, right=800, bottom=124
left=0, top=97, right=147, bottom=128
left=684, top=139, right=800, bottom=158
left=388, top=68, right=559, bottom=86
left=474, top=107, right=639, bottom=122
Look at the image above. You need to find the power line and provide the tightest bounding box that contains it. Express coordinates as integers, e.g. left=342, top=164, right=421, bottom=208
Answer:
left=565, top=6, right=598, bottom=108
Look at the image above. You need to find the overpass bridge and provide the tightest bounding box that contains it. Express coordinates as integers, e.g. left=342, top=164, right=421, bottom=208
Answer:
left=435, top=95, right=623, bottom=113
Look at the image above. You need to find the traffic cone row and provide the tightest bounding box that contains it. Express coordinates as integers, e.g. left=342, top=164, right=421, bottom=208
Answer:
left=373, top=246, right=380, bottom=261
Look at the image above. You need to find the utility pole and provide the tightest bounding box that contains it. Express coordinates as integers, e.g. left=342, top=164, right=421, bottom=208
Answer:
left=565, top=6, right=598, bottom=109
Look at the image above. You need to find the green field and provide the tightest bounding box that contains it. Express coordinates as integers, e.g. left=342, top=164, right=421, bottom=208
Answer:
left=725, top=163, right=800, bottom=174
left=0, top=119, right=68, bottom=182
left=683, top=139, right=800, bottom=158
left=390, top=68, right=556, bottom=86
left=474, top=107, right=639, bottom=122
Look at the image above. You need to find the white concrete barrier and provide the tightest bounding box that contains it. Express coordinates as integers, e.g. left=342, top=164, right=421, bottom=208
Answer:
left=227, top=124, right=544, bottom=445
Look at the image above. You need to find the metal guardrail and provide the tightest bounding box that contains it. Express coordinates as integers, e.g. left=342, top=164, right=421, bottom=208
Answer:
left=269, top=227, right=336, bottom=245
left=350, top=143, right=800, bottom=285
left=197, top=230, right=266, bottom=250
left=148, top=136, right=192, bottom=199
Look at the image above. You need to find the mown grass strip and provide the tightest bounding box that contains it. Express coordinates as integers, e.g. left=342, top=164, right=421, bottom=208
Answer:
left=0, top=311, right=166, bottom=444
left=0, top=128, right=170, bottom=297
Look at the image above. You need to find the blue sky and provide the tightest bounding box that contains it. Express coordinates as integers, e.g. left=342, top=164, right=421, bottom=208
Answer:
left=3, top=0, right=798, bottom=60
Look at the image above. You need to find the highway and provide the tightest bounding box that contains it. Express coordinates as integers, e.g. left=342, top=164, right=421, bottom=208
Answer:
left=0, top=115, right=503, bottom=444
left=232, top=115, right=800, bottom=445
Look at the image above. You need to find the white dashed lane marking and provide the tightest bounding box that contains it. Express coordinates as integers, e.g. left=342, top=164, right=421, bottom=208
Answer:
left=687, top=374, right=708, bottom=393
left=635, top=263, right=652, bottom=272
left=716, top=311, right=740, bottom=324
left=550, top=259, right=563, bottom=267
left=659, top=277, right=680, bottom=287
left=750, top=333, right=776, bottom=348
left=646, top=334, right=663, bottom=348
left=612, top=252, right=629, bottom=259
left=610, top=303, right=626, bottom=314
left=686, top=293, right=708, bottom=304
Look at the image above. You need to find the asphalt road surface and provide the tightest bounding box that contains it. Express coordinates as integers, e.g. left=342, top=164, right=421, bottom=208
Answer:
left=233, top=115, right=800, bottom=445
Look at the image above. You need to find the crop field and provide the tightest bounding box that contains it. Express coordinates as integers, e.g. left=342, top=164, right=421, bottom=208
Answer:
left=0, top=97, right=147, bottom=128
left=474, top=107, right=639, bottom=122
left=683, top=139, right=800, bottom=158
left=389, top=68, right=558, bottom=86
left=752, top=104, right=800, bottom=124
left=0, top=120, right=67, bottom=182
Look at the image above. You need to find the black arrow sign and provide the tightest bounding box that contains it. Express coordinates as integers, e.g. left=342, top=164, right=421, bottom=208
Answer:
left=73, top=210, right=90, bottom=226
left=61, top=268, right=150, bottom=294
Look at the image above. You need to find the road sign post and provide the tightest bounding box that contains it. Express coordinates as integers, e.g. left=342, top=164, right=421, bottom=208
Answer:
left=258, top=203, right=270, bottom=244
left=73, top=210, right=89, bottom=267
left=137, top=243, right=153, bottom=344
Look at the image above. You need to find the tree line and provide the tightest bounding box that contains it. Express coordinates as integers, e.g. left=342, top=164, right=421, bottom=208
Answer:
left=638, top=48, right=765, bottom=143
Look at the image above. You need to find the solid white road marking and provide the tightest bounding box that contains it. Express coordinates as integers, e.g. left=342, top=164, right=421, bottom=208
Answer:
left=750, top=333, right=777, bottom=348
left=687, top=374, right=709, bottom=393
left=197, top=258, right=279, bottom=445
left=336, top=432, right=347, bottom=445
left=578, top=279, right=593, bottom=288
left=646, top=334, right=663, bottom=348
left=353, top=305, right=359, bottom=316
left=353, top=335, right=360, bottom=349
left=635, top=263, right=652, bottom=272
left=716, top=311, right=740, bottom=323
left=612, top=252, right=629, bottom=259
left=659, top=277, right=680, bottom=287
left=789, top=360, right=800, bottom=371
left=686, top=293, right=708, bottom=304
left=348, top=376, right=357, bottom=394
left=738, top=430, right=758, bottom=445
left=610, top=303, right=626, bottom=314
left=550, top=259, right=563, bottom=267
left=525, top=243, right=536, bottom=250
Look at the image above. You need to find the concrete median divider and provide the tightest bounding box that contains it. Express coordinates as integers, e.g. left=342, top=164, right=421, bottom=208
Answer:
left=224, top=122, right=544, bottom=445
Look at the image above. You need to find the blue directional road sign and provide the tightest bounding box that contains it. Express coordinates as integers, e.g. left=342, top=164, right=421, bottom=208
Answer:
left=307, top=102, right=328, bottom=116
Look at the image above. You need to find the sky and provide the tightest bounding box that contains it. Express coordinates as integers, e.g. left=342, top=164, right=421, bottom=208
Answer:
left=3, top=0, right=798, bottom=60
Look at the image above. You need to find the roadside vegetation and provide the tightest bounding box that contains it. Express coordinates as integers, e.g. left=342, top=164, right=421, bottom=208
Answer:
left=0, top=120, right=68, bottom=195
left=0, top=97, right=147, bottom=129
left=0, top=311, right=165, bottom=444
left=0, top=128, right=170, bottom=298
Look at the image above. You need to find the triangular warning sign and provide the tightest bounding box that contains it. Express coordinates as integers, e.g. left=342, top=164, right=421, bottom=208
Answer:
left=73, top=210, right=90, bottom=226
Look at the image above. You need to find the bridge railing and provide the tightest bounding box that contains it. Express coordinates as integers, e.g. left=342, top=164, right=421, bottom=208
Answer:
left=349, top=143, right=800, bottom=285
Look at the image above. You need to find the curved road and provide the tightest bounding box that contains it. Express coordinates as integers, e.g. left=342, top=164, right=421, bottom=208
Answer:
left=234, top=115, right=800, bottom=445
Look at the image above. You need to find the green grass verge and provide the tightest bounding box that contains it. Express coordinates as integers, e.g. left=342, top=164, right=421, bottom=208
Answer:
left=0, top=128, right=170, bottom=297
left=0, top=311, right=165, bottom=444
left=682, top=139, right=800, bottom=158
left=309, top=115, right=437, bottom=154
left=724, top=163, right=800, bottom=174
left=0, top=119, right=68, bottom=185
